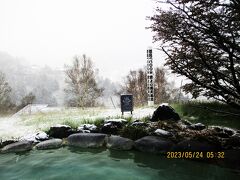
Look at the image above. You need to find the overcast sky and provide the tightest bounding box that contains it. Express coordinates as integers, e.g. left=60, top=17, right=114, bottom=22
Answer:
left=0, top=0, right=171, bottom=82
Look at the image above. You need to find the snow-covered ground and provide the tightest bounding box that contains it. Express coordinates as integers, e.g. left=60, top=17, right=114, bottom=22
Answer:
left=0, top=107, right=155, bottom=141
left=0, top=117, right=34, bottom=141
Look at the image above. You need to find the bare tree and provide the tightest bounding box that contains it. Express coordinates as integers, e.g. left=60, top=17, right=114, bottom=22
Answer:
left=123, top=67, right=178, bottom=106
left=124, top=69, right=147, bottom=106
left=64, top=54, right=103, bottom=107
left=18, top=92, right=36, bottom=110
left=154, top=68, right=171, bottom=103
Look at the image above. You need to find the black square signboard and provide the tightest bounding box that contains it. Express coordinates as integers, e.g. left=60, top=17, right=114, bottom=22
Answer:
left=120, top=94, right=133, bottom=115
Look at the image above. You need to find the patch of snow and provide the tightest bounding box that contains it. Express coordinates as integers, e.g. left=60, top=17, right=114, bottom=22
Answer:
left=78, top=124, right=97, bottom=131
left=104, top=122, right=112, bottom=126
left=104, top=119, right=127, bottom=123
left=195, top=123, right=204, bottom=126
left=82, top=130, right=91, bottom=133
left=20, top=132, right=48, bottom=142
left=53, top=124, right=71, bottom=128
left=35, top=132, right=49, bottom=140
left=160, top=103, right=169, bottom=106
left=154, top=129, right=171, bottom=136
left=0, top=117, right=37, bottom=141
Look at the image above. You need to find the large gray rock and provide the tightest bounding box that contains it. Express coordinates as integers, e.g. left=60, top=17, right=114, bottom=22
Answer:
left=20, top=132, right=49, bottom=142
left=171, top=139, right=221, bottom=152
left=67, top=133, right=107, bottom=148
left=106, top=136, right=134, bottom=150
left=48, top=124, right=77, bottom=138
left=210, top=126, right=236, bottom=138
left=210, top=126, right=235, bottom=134
left=0, top=140, right=17, bottom=149
left=101, top=119, right=127, bottom=135
left=134, top=136, right=174, bottom=153
left=151, top=103, right=180, bottom=122
left=78, top=124, right=98, bottom=133
left=101, top=123, right=120, bottom=135
left=223, top=127, right=235, bottom=136
left=1, top=141, right=33, bottom=153
left=35, top=139, right=63, bottom=150
left=224, top=134, right=240, bottom=149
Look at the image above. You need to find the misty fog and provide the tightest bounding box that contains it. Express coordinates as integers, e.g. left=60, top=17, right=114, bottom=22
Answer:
left=0, top=51, right=120, bottom=107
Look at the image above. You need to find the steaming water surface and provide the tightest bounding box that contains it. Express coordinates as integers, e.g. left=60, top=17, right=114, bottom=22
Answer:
left=0, top=147, right=239, bottom=180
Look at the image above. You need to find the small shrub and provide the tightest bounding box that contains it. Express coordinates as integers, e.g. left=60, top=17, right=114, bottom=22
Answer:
left=140, top=116, right=151, bottom=123
left=93, top=118, right=105, bottom=127
left=63, top=120, right=79, bottom=129
left=41, top=127, right=50, bottom=134
left=120, top=126, right=148, bottom=140
left=81, top=119, right=94, bottom=125
left=124, top=116, right=133, bottom=124
left=171, top=101, right=240, bottom=129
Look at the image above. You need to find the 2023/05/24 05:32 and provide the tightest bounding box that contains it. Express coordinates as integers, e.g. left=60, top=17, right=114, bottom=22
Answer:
left=166, top=151, right=225, bottom=159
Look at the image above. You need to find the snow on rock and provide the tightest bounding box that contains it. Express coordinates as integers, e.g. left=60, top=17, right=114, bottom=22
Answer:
left=20, top=132, right=49, bottom=142
left=131, top=120, right=148, bottom=127
left=154, top=129, right=172, bottom=137
left=151, top=104, right=180, bottom=121
left=104, top=119, right=127, bottom=123
left=53, top=124, right=71, bottom=128
left=160, top=103, right=169, bottom=106
left=188, top=123, right=206, bottom=131
left=78, top=124, right=97, bottom=131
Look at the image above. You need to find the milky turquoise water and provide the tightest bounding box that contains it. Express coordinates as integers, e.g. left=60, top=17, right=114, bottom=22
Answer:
left=0, top=147, right=239, bottom=180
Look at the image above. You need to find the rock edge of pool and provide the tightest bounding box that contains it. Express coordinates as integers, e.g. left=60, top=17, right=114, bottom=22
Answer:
left=1, top=104, right=240, bottom=172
